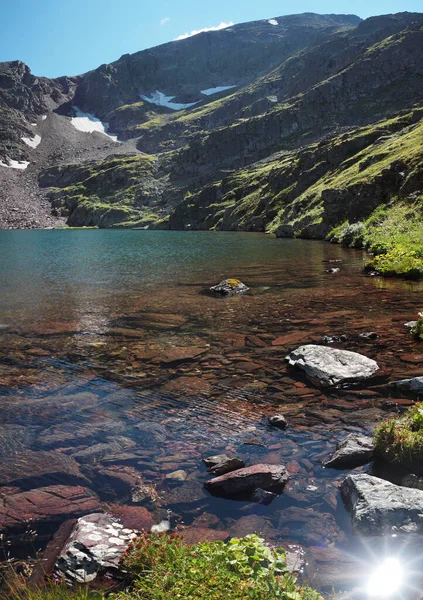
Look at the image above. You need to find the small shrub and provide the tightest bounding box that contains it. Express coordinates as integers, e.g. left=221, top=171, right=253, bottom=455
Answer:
left=374, top=403, right=423, bottom=469
left=411, top=313, right=423, bottom=341
left=338, top=222, right=365, bottom=247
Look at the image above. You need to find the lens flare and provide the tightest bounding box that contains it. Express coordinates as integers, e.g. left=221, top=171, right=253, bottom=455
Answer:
left=367, top=557, right=403, bottom=598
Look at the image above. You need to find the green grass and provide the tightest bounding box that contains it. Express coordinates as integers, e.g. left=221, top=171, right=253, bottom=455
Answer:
left=330, top=201, right=423, bottom=277
left=3, top=534, right=322, bottom=600
left=374, top=403, right=423, bottom=470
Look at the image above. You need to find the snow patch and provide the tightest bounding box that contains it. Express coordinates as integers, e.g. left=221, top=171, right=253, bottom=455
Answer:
left=0, top=159, right=30, bottom=170
left=41, top=115, right=47, bottom=121
left=268, top=19, right=278, bottom=25
left=201, top=85, right=236, bottom=96
left=70, top=107, right=119, bottom=141
left=140, top=91, right=198, bottom=111
left=22, top=134, right=41, bottom=149
left=176, top=21, right=234, bottom=41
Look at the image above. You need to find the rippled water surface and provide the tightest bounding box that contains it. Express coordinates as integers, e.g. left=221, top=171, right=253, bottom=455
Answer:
left=1, top=230, right=423, bottom=596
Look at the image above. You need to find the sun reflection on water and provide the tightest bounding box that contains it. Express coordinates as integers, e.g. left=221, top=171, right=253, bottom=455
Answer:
left=367, top=557, right=404, bottom=598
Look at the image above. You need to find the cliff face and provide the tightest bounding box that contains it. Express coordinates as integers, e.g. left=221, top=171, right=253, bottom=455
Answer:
left=0, top=12, right=422, bottom=232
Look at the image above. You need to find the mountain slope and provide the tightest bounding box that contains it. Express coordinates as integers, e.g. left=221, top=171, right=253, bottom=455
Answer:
left=0, top=11, right=422, bottom=240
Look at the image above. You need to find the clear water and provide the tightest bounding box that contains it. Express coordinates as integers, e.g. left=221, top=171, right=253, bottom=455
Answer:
left=1, top=230, right=423, bottom=597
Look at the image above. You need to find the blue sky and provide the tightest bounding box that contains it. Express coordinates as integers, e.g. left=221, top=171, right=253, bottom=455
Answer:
left=1, top=0, right=422, bottom=77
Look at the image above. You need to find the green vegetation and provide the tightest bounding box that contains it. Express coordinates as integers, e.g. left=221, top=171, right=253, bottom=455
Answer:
left=374, top=403, right=423, bottom=470
left=3, top=534, right=322, bottom=600
left=411, top=313, right=423, bottom=342
left=115, top=533, right=321, bottom=600
left=331, top=201, right=423, bottom=278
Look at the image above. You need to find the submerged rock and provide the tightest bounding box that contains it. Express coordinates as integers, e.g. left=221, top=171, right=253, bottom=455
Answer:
left=55, top=513, right=139, bottom=583
left=203, top=454, right=245, bottom=475
left=209, top=279, right=249, bottom=296
left=250, top=488, right=277, bottom=505
left=341, top=473, right=423, bottom=534
left=0, top=486, right=100, bottom=533
left=285, top=344, right=380, bottom=387
left=268, top=415, right=288, bottom=429
left=324, top=434, right=375, bottom=469
left=205, top=463, right=289, bottom=496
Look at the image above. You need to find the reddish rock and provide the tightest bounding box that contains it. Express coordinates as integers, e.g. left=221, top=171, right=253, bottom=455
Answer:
left=229, top=515, right=274, bottom=539
left=218, top=333, right=246, bottom=348
left=107, top=505, right=155, bottom=531
left=0, top=486, right=100, bottom=531
left=180, top=527, right=229, bottom=544
left=245, top=335, right=267, bottom=348
left=400, top=353, right=423, bottom=364
left=0, top=451, right=88, bottom=490
left=205, top=464, right=289, bottom=496
left=272, top=331, right=309, bottom=347
left=160, top=376, right=212, bottom=396
left=153, top=347, right=207, bottom=365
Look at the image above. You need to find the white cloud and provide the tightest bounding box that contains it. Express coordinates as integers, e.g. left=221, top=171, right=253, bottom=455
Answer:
left=160, top=17, right=171, bottom=25
left=175, top=21, right=234, bottom=41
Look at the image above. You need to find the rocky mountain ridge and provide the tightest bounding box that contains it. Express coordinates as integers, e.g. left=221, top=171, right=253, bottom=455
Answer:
left=0, top=11, right=422, bottom=233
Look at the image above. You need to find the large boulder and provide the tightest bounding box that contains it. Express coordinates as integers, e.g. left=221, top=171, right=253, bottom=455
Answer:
left=209, top=279, right=249, bottom=296
left=324, top=434, right=375, bottom=469
left=55, top=513, right=139, bottom=583
left=205, top=463, right=289, bottom=496
left=341, top=474, right=423, bottom=534
left=285, top=344, right=380, bottom=387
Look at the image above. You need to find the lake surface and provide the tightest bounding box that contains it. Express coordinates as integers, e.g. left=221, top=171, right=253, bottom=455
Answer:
left=1, top=230, right=423, bottom=596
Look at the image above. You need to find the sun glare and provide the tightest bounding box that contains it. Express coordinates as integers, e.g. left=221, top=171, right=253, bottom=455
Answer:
left=367, top=557, right=404, bottom=598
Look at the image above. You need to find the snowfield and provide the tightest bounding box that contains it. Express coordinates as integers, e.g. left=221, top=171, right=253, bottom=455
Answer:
left=70, top=107, right=119, bottom=141
left=268, top=19, right=278, bottom=25
left=0, top=159, right=30, bottom=170
left=140, top=91, right=198, bottom=111
left=201, top=86, right=236, bottom=96
left=22, top=134, right=42, bottom=149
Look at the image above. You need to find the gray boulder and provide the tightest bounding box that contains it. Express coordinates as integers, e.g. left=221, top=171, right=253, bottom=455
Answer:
left=324, top=434, right=375, bottom=469
left=285, top=344, right=380, bottom=387
left=55, top=513, right=138, bottom=583
left=341, top=474, right=423, bottom=534
left=205, top=463, right=289, bottom=496
left=389, top=377, right=423, bottom=394
left=210, top=279, right=249, bottom=296
left=203, top=454, right=245, bottom=475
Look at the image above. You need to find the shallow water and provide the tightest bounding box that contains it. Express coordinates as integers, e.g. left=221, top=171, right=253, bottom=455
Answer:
left=1, top=230, right=423, bottom=596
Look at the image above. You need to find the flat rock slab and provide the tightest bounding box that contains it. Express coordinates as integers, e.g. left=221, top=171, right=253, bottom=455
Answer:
left=55, top=513, right=139, bottom=583
left=0, top=486, right=100, bottom=532
left=203, top=454, right=245, bottom=475
left=324, top=434, right=375, bottom=469
left=341, top=474, right=423, bottom=534
left=389, top=376, right=423, bottom=394
left=205, top=463, right=289, bottom=496
left=285, top=344, right=379, bottom=387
